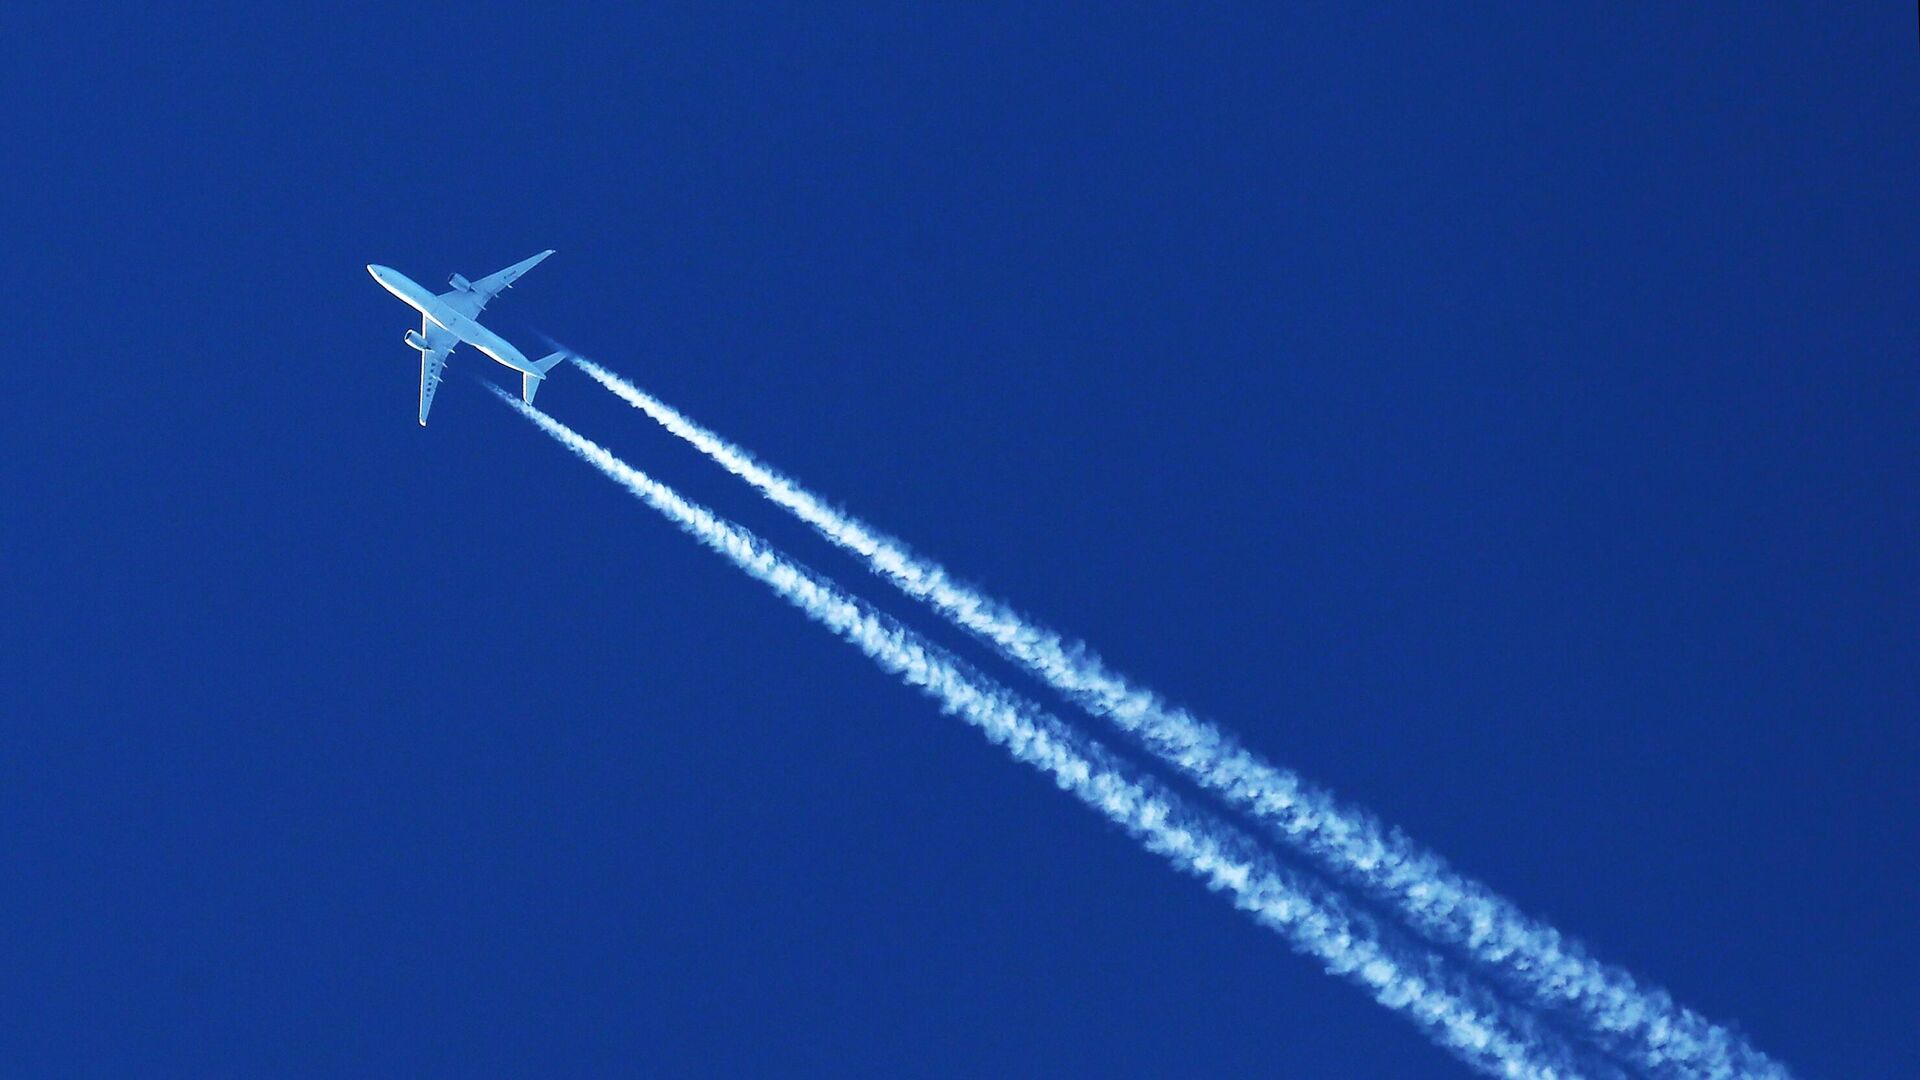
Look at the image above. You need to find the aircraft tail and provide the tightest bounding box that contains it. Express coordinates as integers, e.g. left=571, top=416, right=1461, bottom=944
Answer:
left=522, top=351, right=568, bottom=405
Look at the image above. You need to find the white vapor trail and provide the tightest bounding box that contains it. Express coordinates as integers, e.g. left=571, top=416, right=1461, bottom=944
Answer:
left=492, top=386, right=1607, bottom=1080
left=570, top=357, right=1785, bottom=1080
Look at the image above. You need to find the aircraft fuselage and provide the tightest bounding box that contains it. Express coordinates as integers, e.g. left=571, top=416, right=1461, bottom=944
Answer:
left=366, top=264, right=540, bottom=376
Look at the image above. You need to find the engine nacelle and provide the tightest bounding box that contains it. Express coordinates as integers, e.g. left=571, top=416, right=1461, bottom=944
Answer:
left=404, top=329, right=430, bottom=352
left=448, top=272, right=472, bottom=291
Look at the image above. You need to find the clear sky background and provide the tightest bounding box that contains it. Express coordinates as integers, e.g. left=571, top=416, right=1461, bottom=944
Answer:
left=4, top=6, right=1914, bottom=1077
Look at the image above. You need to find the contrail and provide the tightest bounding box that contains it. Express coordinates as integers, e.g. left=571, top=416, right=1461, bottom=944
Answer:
left=570, top=357, right=1785, bottom=1080
left=491, top=386, right=1607, bottom=1080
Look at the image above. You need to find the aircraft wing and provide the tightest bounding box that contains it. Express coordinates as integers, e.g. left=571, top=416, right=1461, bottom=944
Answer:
left=437, top=250, right=555, bottom=319
left=417, top=316, right=457, bottom=426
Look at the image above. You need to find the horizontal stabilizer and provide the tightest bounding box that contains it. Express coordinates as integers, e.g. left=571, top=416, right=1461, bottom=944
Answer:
left=522, top=351, right=566, bottom=404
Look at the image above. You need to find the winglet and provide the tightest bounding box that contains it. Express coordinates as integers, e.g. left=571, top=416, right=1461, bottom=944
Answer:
left=513, top=249, right=556, bottom=281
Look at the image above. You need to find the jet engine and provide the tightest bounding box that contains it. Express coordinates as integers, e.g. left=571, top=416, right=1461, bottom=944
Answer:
left=404, top=329, right=430, bottom=352
left=448, top=272, right=472, bottom=291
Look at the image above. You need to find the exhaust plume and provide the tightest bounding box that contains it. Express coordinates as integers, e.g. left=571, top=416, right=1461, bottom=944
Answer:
left=570, top=357, right=1784, bottom=1080
left=493, top=387, right=1605, bottom=1080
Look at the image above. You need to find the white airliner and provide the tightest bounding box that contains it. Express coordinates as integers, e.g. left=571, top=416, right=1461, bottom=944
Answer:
left=367, top=251, right=564, bottom=425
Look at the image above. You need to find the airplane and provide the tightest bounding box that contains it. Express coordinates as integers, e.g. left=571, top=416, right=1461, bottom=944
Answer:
left=367, top=251, right=565, bottom=425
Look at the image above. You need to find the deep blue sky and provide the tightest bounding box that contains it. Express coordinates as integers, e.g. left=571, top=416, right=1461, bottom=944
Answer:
left=5, top=6, right=1914, bottom=1076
